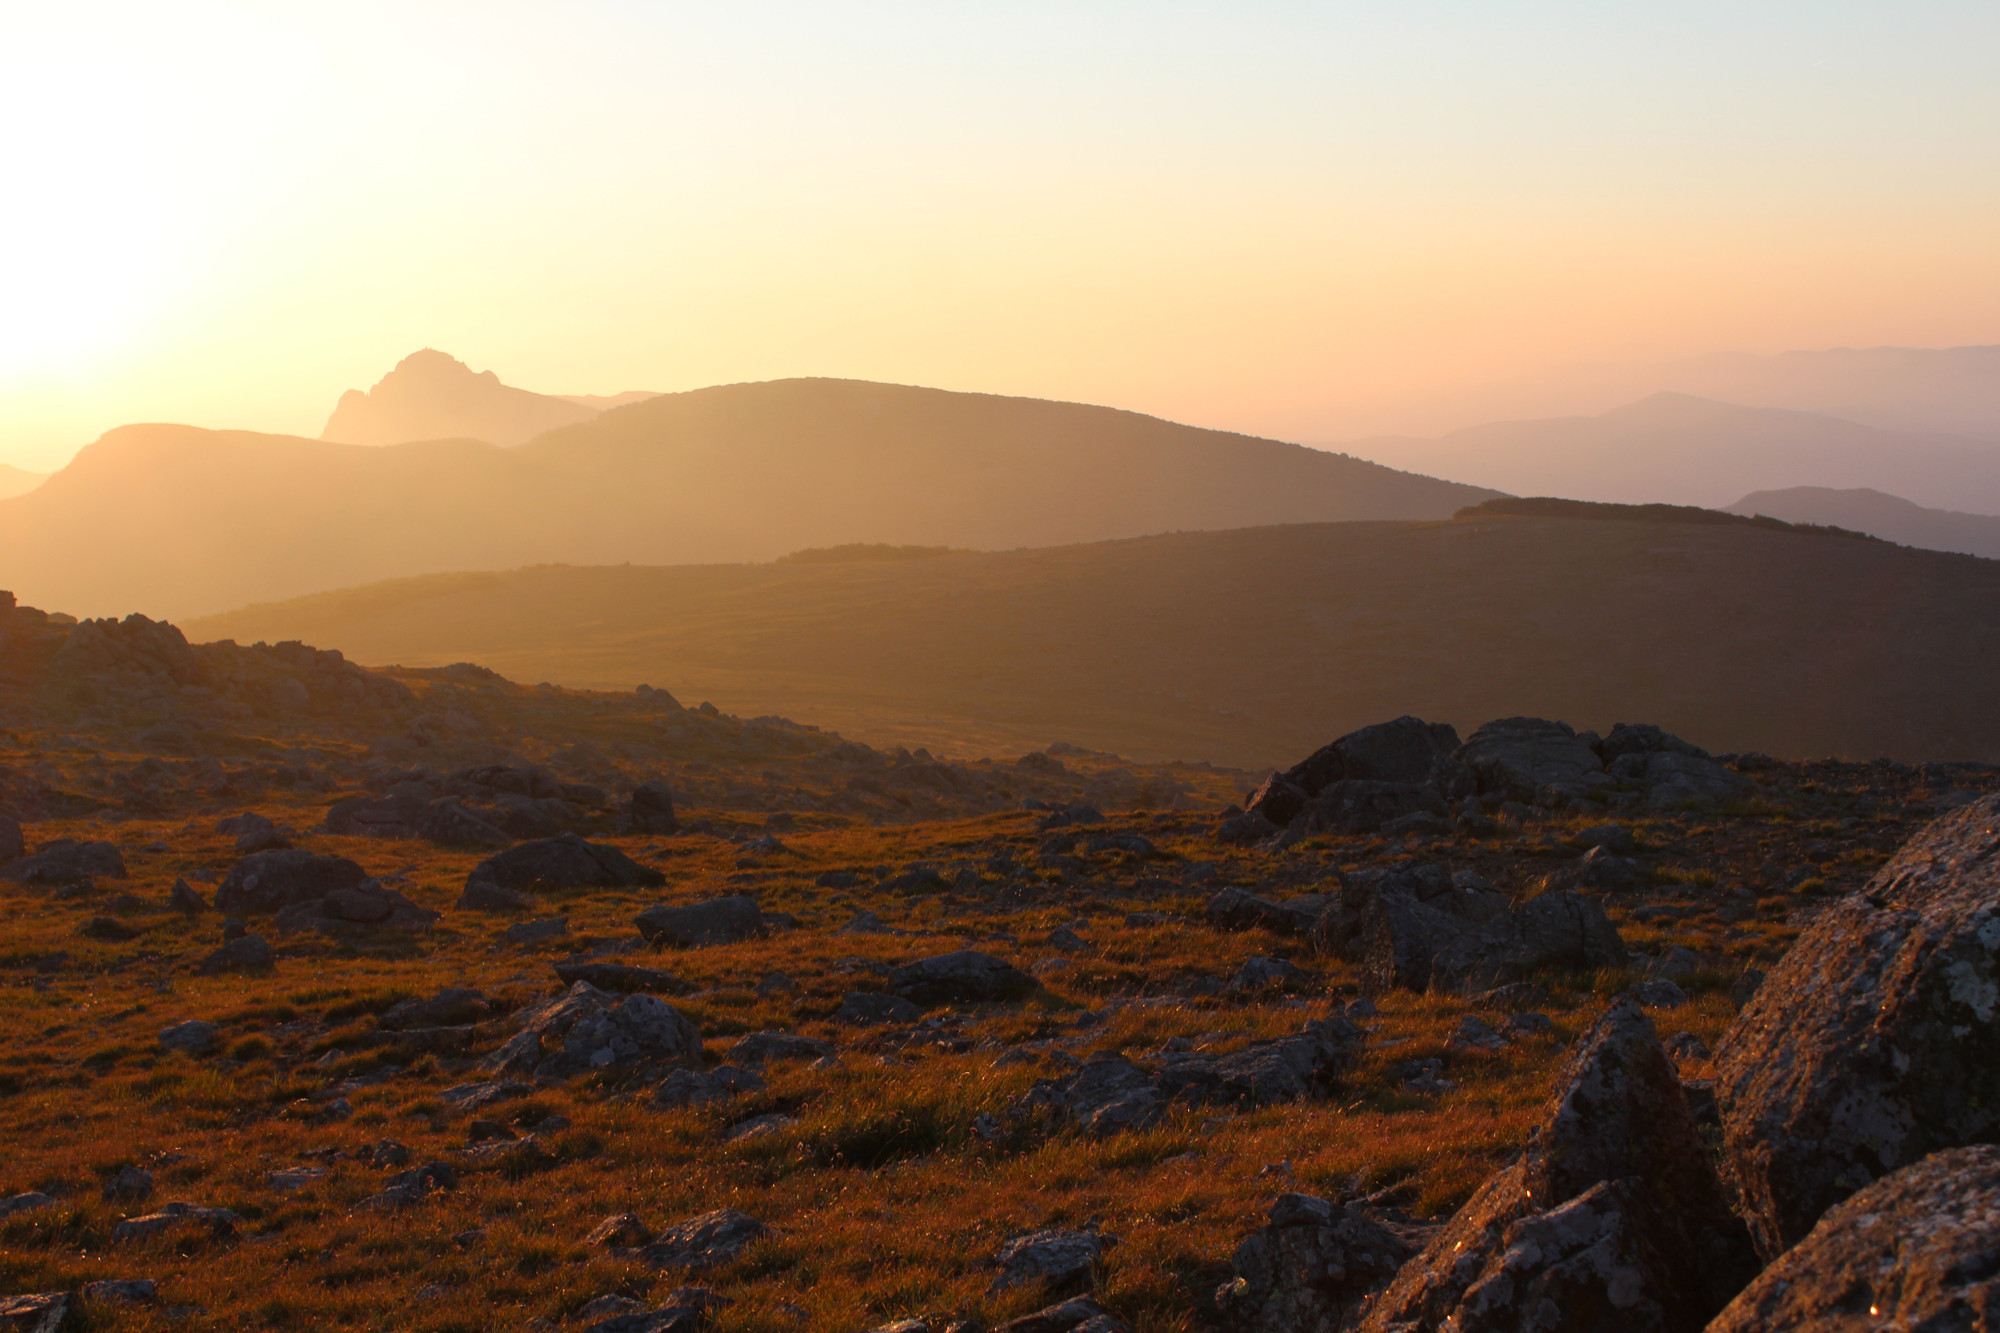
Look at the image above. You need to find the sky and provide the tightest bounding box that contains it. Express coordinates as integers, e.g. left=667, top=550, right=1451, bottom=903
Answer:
left=2, top=1, right=1997, bottom=471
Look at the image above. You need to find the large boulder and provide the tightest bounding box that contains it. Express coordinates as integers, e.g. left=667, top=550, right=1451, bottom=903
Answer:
left=1707, top=1145, right=2000, bottom=1333
left=1614, top=751, right=1752, bottom=810
left=2, top=838, right=127, bottom=885
left=461, top=835, right=664, bottom=906
left=1425, top=890, right=1628, bottom=995
left=1249, top=717, right=1471, bottom=827
left=890, top=950, right=1037, bottom=1005
left=1206, top=887, right=1326, bottom=936
left=635, top=895, right=766, bottom=948
left=1315, top=865, right=1507, bottom=962
left=1295, top=781, right=1446, bottom=836
left=1713, top=794, right=2000, bottom=1259
left=626, top=781, right=679, bottom=834
left=320, top=792, right=428, bottom=839
left=1215, top=1193, right=1420, bottom=1333
left=214, top=850, right=369, bottom=914
left=274, top=882, right=439, bottom=935
left=1456, top=717, right=1608, bottom=803
left=415, top=798, right=513, bottom=849
left=1358, top=998, right=1757, bottom=1333
left=480, top=982, right=703, bottom=1084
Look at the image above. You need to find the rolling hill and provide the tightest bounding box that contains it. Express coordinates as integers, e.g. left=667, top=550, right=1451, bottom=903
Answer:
left=0, top=464, right=44, bottom=500
left=1730, top=486, right=2000, bottom=560
left=320, top=348, right=609, bottom=445
left=189, top=505, right=2000, bottom=769
left=1343, top=393, right=2000, bottom=512
left=0, top=378, right=1494, bottom=620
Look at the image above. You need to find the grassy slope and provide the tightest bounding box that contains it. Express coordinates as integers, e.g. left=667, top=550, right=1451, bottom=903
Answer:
left=191, top=513, right=2000, bottom=770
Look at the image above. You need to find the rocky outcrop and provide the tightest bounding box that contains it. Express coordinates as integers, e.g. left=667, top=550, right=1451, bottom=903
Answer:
left=1358, top=998, right=1757, bottom=1332
left=1215, top=1193, right=1421, bottom=1333
left=635, top=895, right=767, bottom=948
left=1713, top=793, right=2000, bottom=1259
left=1425, top=890, right=1629, bottom=995
left=890, top=950, right=1037, bottom=1005
left=626, top=781, right=678, bottom=834
left=215, top=850, right=370, bottom=915
left=479, top=981, right=702, bottom=1084
left=275, top=882, right=438, bottom=935
left=1247, top=717, right=1472, bottom=833
left=1456, top=717, right=1609, bottom=804
left=460, top=835, right=663, bottom=908
left=1708, top=1145, right=2000, bottom=1332
left=2, top=838, right=127, bottom=885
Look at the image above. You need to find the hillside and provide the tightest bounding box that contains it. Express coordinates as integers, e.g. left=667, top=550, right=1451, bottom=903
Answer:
left=0, top=379, right=1495, bottom=620
left=320, top=349, right=603, bottom=446
left=1730, top=486, right=2000, bottom=560
left=1342, top=392, right=2000, bottom=511
left=191, top=507, right=2000, bottom=768
left=0, top=462, right=45, bottom=499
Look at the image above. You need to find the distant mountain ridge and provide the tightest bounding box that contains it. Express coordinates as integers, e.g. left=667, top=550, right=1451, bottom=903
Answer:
left=0, top=377, right=1495, bottom=620
left=320, top=349, right=656, bottom=446
left=1729, top=487, right=2000, bottom=561
left=1344, top=392, right=2000, bottom=512
left=0, top=464, right=45, bottom=500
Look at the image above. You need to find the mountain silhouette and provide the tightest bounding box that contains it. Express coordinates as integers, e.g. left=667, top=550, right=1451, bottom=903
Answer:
left=0, top=378, right=1494, bottom=620
left=1344, top=393, right=2000, bottom=512
left=188, top=505, right=2000, bottom=768
left=320, top=349, right=607, bottom=446
left=0, top=464, right=44, bottom=500
left=1730, top=486, right=2000, bottom=560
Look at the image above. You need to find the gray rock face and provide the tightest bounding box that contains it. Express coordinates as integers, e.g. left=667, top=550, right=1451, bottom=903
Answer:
left=1358, top=999, right=1757, bottom=1333
left=1215, top=1192, right=1418, bottom=1333
left=158, top=1019, right=218, bottom=1055
left=2, top=838, right=128, bottom=885
left=214, top=850, right=368, bottom=915
left=1615, top=751, right=1753, bottom=810
left=1457, top=717, right=1608, bottom=803
left=481, top=982, right=702, bottom=1084
left=197, top=933, right=274, bottom=974
left=1713, top=794, right=2000, bottom=1260
left=635, top=895, right=766, bottom=948
left=111, top=1202, right=242, bottom=1241
left=993, top=1228, right=1113, bottom=1294
left=1206, top=887, right=1325, bottom=936
left=625, top=781, right=679, bottom=834
left=891, top=950, right=1037, bottom=1005
left=1425, top=890, right=1629, bottom=995
left=168, top=877, right=208, bottom=914
left=1251, top=717, right=1472, bottom=829
left=1296, top=781, right=1447, bottom=836
left=462, top=835, right=664, bottom=904
left=0, top=1292, right=69, bottom=1332
left=638, top=1208, right=767, bottom=1269
left=1708, top=1145, right=2000, bottom=1333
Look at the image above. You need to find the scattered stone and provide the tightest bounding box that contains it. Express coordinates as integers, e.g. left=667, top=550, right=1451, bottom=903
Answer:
left=1577, top=844, right=1644, bottom=889
left=268, top=1167, right=326, bottom=1190
left=1230, top=956, right=1311, bottom=993
left=1501, top=1011, right=1553, bottom=1040
left=3, top=839, right=128, bottom=886
left=554, top=961, right=693, bottom=995
left=381, top=988, right=490, bottom=1030
left=414, top=798, right=513, bottom=849
left=1576, top=822, right=1638, bottom=855
left=1445, top=1016, right=1508, bottom=1053
left=274, top=882, right=438, bottom=935
left=457, top=877, right=535, bottom=912
left=993, top=1295, right=1130, bottom=1333
left=214, top=850, right=368, bottom=915
left=1728, top=967, right=1765, bottom=1011
left=0, top=1293, right=69, bottom=1332
left=1205, top=887, right=1322, bottom=936
left=1214, top=1193, right=1420, bottom=1333
left=993, top=1228, right=1113, bottom=1294
left=1667, top=1031, right=1711, bottom=1063
left=1715, top=794, right=2000, bottom=1259
left=102, top=1165, right=154, bottom=1202
left=891, top=950, right=1037, bottom=1005
left=1641, top=945, right=1704, bottom=979
left=1631, top=978, right=1688, bottom=1008
left=638, top=1208, right=768, bottom=1269
left=0, top=1192, right=54, bottom=1220
left=1708, top=1145, right=2000, bottom=1332
left=158, top=1020, right=218, bottom=1055
left=481, top=982, right=703, bottom=1083
left=1397, top=1058, right=1457, bottom=1095
left=652, top=1065, right=765, bottom=1109
left=585, top=1213, right=653, bottom=1249
left=756, top=972, right=801, bottom=998
left=82, top=1279, right=157, bottom=1306
left=834, top=992, right=923, bottom=1026
left=1457, top=717, right=1608, bottom=803
left=635, top=895, right=766, bottom=947
left=168, top=878, right=208, bottom=914
left=462, top=835, right=664, bottom=908
left=625, top=781, right=679, bottom=834
left=1420, top=890, right=1627, bottom=996
left=504, top=916, right=569, bottom=945
left=82, top=915, right=142, bottom=941
left=196, top=933, right=274, bottom=974
left=112, top=1202, right=242, bottom=1242
left=438, top=1080, right=532, bottom=1113
left=725, top=1112, right=796, bottom=1141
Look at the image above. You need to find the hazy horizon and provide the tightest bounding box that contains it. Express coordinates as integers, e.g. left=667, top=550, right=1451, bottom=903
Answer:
left=5, top=3, right=1999, bottom=472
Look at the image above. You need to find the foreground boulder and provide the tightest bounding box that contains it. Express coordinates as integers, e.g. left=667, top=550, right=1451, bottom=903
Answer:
left=635, top=895, right=766, bottom=948
left=1359, top=998, right=1757, bottom=1332
left=1215, top=1193, right=1423, bottom=1333
left=1456, top=717, right=1608, bottom=804
left=1709, top=1145, right=2000, bottom=1332
left=214, top=850, right=369, bottom=915
left=1248, top=717, right=1472, bottom=829
left=480, top=982, right=701, bottom=1083
left=890, top=950, right=1037, bottom=1005
left=626, top=781, right=679, bottom=834
left=460, top=834, right=664, bottom=910
left=2, top=838, right=128, bottom=885
left=1714, top=793, right=2000, bottom=1259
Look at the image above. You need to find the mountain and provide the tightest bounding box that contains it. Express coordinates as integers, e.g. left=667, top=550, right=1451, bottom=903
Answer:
left=0, top=464, right=45, bottom=500
left=1343, top=393, right=2000, bottom=512
left=320, top=349, right=604, bottom=446
left=1729, top=487, right=2000, bottom=561
left=0, top=378, right=1495, bottom=620
left=188, top=504, right=2000, bottom=768
left=556, top=391, right=660, bottom=411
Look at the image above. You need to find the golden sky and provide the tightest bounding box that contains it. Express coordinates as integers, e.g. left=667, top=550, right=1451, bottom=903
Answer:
left=3, top=2, right=1997, bottom=470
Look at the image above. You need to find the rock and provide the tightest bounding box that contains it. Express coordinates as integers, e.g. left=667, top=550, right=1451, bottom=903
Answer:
left=2, top=839, right=127, bottom=885
left=437, top=1080, right=531, bottom=1113
left=1576, top=822, right=1638, bottom=855
left=168, top=878, right=208, bottom=914
left=1456, top=717, right=1608, bottom=803
left=1215, top=809, right=1281, bottom=846
left=414, top=798, right=513, bottom=849
left=585, top=1213, right=654, bottom=1248
left=0, top=1293, right=69, bottom=1333
left=216, top=812, right=273, bottom=836
left=457, top=877, right=535, bottom=912
left=891, top=951, right=1037, bottom=1006
left=1707, top=1145, right=2000, bottom=1333
left=381, top=988, right=490, bottom=1030
left=82, top=915, right=141, bottom=941
left=158, top=1020, right=217, bottom=1055
left=102, top=1165, right=153, bottom=1202
left=0, top=1192, right=54, bottom=1219
left=0, top=813, right=20, bottom=866
left=1215, top=1193, right=1418, bottom=1333
left=756, top=971, right=801, bottom=997
left=1296, top=781, right=1448, bottom=836
left=197, top=933, right=274, bottom=974
left=834, top=992, right=923, bottom=1025
left=1640, top=945, right=1704, bottom=979
left=1245, top=774, right=1311, bottom=828
left=626, top=781, right=679, bottom=834
left=1318, top=864, right=1508, bottom=973
left=635, top=895, right=766, bottom=948
left=994, top=1295, right=1129, bottom=1333
left=1630, top=978, right=1688, bottom=1009
left=1577, top=844, right=1644, bottom=889
left=1714, top=794, right=2000, bottom=1259
left=1205, top=888, right=1322, bottom=936
left=1502, top=1011, right=1554, bottom=1039
left=1397, top=1058, right=1457, bottom=1095
left=485, top=982, right=703, bottom=1083
left=1666, top=1031, right=1710, bottom=1063
left=725, top=1111, right=795, bottom=1140
left=274, top=882, right=439, bottom=935
left=1423, top=890, right=1628, bottom=995
left=320, top=792, right=424, bottom=839
left=81, top=1279, right=156, bottom=1306
left=638, top=1208, right=767, bottom=1269
left=1728, top=967, right=1765, bottom=1011
left=504, top=916, right=569, bottom=945
left=234, top=826, right=292, bottom=853
left=554, top=961, right=693, bottom=995
left=652, top=1065, right=765, bottom=1109
left=993, top=1228, right=1113, bottom=1294
left=111, top=1202, right=242, bottom=1241
left=730, top=1031, right=836, bottom=1067
left=214, top=850, right=368, bottom=915
left=1151, top=1021, right=1365, bottom=1112
left=462, top=835, right=664, bottom=906
left=1230, top=956, right=1312, bottom=993
left=1623, top=751, right=1754, bottom=810
left=1253, top=717, right=1473, bottom=830
left=1014, top=1053, right=1164, bottom=1135
left=1445, top=1016, right=1508, bottom=1053
left=1358, top=998, right=1756, bottom=1332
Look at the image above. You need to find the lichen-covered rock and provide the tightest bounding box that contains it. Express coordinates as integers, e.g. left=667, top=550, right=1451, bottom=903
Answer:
left=638, top=1208, right=767, bottom=1269
left=1358, top=998, right=1756, bottom=1333
left=993, top=1227, right=1113, bottom=1294
left=1215, top=1193, right=1418, bottom=1333
left=1714, top=794, right=2000, bottom=1260
left=214, top=850, right=368, bottom=915
left=482, top=981, right=702, bottom=1083
left=1708, top=1145, right=2000, bottom=1332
